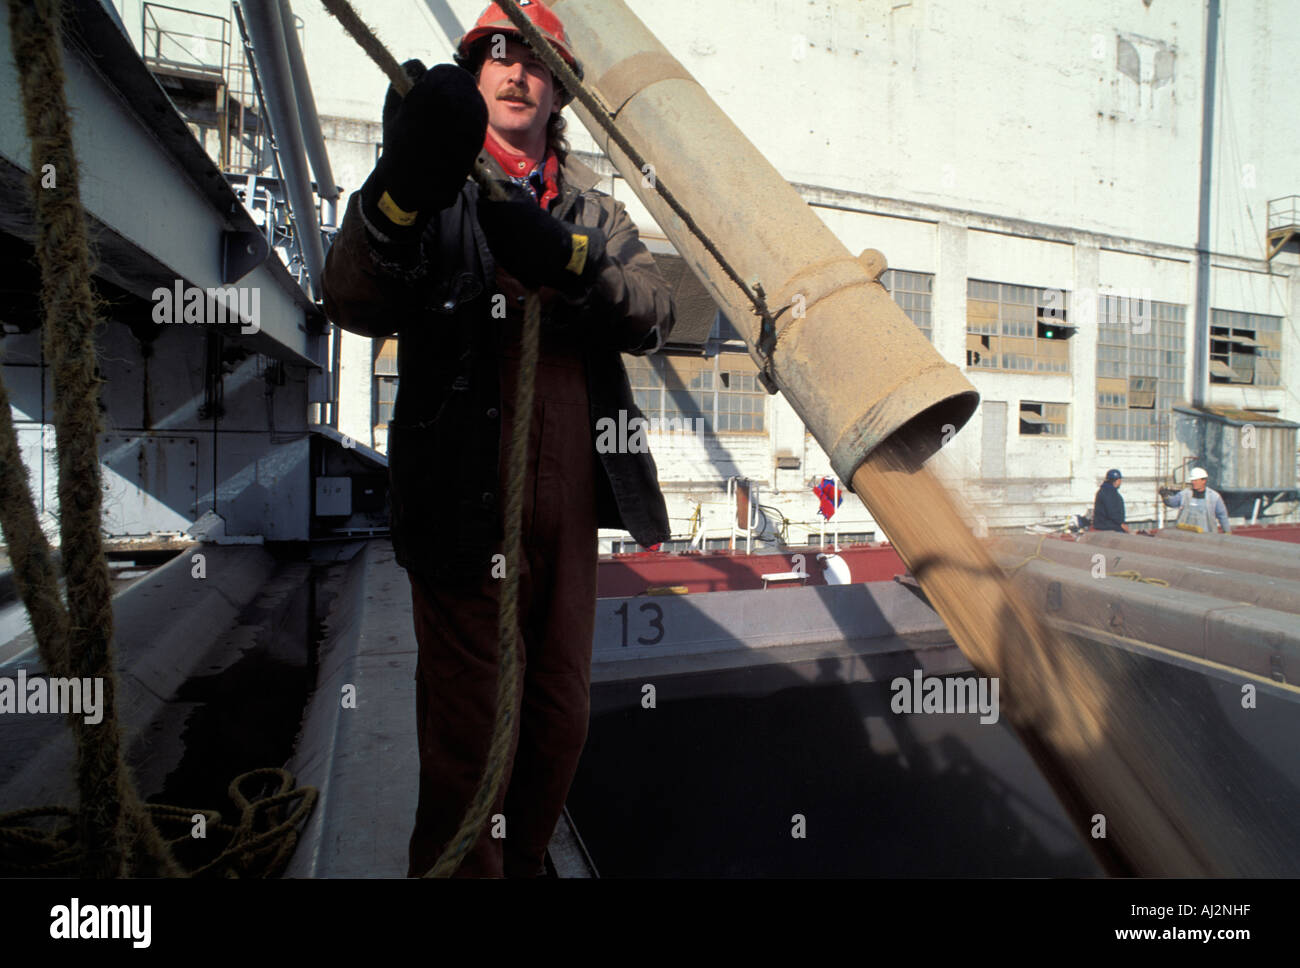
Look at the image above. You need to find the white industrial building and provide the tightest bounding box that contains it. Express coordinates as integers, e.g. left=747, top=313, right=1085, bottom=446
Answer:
left=109, top=0, right=1300, bottom=549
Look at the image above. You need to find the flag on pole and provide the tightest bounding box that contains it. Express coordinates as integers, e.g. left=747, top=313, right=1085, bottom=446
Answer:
left=812, top=477, right=843, bottom=520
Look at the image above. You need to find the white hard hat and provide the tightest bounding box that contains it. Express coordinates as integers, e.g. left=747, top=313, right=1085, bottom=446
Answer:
left=1189, top=467, right=1209, bottom=481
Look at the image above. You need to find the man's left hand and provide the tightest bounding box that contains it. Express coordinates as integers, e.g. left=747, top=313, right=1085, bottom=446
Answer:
left=477, top=186, right=606, bottom=292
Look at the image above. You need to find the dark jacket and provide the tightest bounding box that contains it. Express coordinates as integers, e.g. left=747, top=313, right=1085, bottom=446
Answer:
left=322, top=151, right=675, bottom=583
left=1092, top=482, right=1126, bottom=532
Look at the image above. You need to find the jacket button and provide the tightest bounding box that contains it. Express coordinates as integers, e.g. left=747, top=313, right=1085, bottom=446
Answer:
left=516, top=295, right=525, bottom=304
left=442, top=299, right=455, bottom=311
left=486, top=408, right=499, bottom=419
left=481, top=491, right=494, bottom=505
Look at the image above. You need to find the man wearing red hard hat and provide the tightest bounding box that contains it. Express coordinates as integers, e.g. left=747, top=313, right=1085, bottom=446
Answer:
left=322, top=0, right=675, bottom=877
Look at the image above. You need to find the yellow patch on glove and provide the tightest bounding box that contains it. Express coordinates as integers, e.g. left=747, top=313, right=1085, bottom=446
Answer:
left=378, top=190, right=418, bottom=226
left=565, top=233, right=589, bottom=275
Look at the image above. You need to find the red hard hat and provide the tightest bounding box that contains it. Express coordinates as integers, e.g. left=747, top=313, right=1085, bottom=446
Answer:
left=456, top=0, right=583, bottom=95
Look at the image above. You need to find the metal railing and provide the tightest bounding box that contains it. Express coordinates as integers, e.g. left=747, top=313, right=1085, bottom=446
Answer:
left=141, top=2, right=229, bottom=79
left=1267, top=195, right=1299, bottom=231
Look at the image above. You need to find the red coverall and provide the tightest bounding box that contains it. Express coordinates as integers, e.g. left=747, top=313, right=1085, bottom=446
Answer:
left=406, top=210, right=599, bottom=879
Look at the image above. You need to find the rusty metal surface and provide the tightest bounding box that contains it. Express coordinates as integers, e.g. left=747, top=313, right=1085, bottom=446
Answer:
left=551, top=0, right=977, bottom=480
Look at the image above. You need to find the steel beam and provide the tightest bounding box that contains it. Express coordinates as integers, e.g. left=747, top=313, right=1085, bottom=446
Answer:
left=1079, top=529, right=1300, bottom=582
left=1192, top=0, right=1221, bottom=408
left=996, top=553, right=1300, bottom=682
left=239, top=0, right=327, bottom=299
left=994, top=534, right=1300, bottom=615
left=421, top=0, right=466, bottom=48
left=0, top=0, right=322, bottom=365
left=279, top=0, right=339, bottom=204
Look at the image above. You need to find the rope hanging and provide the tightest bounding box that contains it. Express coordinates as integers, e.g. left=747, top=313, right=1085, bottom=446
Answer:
left=0, top=0, right=315, bottom=878
left=3, top=0, right=179, bottom=878
left=320, top=0, right=533, bottom=878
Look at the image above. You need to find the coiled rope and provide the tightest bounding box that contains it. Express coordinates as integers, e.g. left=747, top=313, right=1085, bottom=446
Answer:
left=1111, top=570, right=1171, bottom=588
left=0, top=768, right=317, bottom=878
left=1005, top=534, right=1050, bottom=577
left=0, top=0, right=313, bottom=877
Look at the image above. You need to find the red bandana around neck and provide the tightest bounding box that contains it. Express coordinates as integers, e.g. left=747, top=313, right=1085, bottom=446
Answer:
left=483, top=130, right=560, bottom=211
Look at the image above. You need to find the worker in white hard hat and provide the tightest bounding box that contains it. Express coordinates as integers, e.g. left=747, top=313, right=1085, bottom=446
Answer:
left=1159, top=467, right=1231, bottom=533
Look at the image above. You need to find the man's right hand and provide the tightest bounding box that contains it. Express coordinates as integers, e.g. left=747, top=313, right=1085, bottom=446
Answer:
left=360, top=61, right=487, bottom=244
left=1158, top=486, right=1176, bottom=498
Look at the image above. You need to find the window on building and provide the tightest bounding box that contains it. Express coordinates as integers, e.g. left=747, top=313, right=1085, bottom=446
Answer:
left=1018, top=401, right=1068, bottom=436
left=623, top=351, right=766, bottom=434
left=713, top=369, right=762, bottom=432
left=1096, top=297, right=1184, bottom=441
left=881, top=269, right=934, bottom=341
left=966, top=279, right=1071, bottom=373
left=1210, top=309, right=1282, bottom=386
left=374, top=337, right=398, bottom=429
left=1128, top=375, right=1156, bottom=408
left=662, top=355, right=709, bottom=429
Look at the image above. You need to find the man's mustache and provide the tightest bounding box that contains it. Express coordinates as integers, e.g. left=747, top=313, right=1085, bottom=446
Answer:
left=496, top=86, right=535, bottom=106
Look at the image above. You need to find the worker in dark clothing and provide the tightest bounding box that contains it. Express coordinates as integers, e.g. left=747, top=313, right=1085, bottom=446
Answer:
left=321, top=0, right=675, bottom=877
left=1092, top=468, right=1130, bottom=533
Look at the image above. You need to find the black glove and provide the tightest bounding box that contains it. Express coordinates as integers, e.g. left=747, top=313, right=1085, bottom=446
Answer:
left=360, top=61, right=487, bottom=243
left=476, top=184, right=607, bottom=293
left=1158, top=486, right=1176, bottom=498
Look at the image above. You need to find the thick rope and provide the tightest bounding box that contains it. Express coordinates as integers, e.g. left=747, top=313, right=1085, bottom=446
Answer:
left=5, top=0, right=181, bottom=878
left=0, top=355, right=69, bottom=674
left=0, top=769, right=317, bottom=878
left=0, top=3, right=321, bottom=879
left=425, top=297, right=536, bottom=878
left=319, top=0, right=531, bottom=877
left=1111, top=570, right=1171, bottom=587
left=998, top=535, right=1175, bottom=589
left=319, top=0, right=509, bottom=206
left=1004, top=534, right=1049, bottom=577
